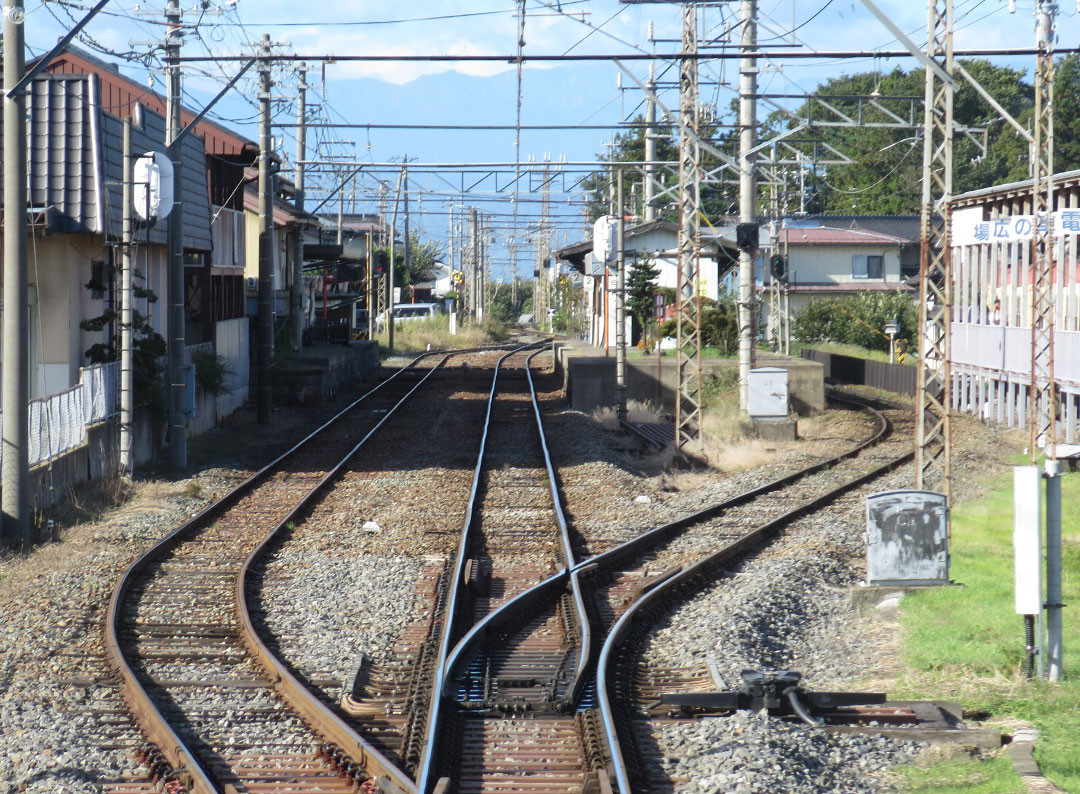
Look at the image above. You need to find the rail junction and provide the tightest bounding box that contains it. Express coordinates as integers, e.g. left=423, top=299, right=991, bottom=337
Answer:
left=84, top=341, right=996, bottom=794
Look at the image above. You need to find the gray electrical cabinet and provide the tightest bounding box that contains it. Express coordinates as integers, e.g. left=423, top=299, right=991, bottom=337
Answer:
left=865, top=490, right=949, bottom=585
left=748, top=367, right=788, bottom=418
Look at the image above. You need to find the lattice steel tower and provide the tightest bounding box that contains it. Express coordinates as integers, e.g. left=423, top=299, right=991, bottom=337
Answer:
left=675, top=3, right=703, bottom=450
left=1030, top=0, right=1058, bottom=462
left=915, top=0, right=954, bottom=503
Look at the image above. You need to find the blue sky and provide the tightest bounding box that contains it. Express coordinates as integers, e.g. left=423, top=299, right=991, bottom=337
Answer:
left=20, top=0, right=1080, bottom=278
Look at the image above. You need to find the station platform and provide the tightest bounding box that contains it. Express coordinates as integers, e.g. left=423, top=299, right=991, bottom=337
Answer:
left=272, top=340, right=380, bottom=405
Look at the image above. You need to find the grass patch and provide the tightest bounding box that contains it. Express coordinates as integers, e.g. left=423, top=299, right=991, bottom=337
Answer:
left=791, top=340, right=915, bottom=365
left=894, top=468, right=1080, bottom=793
left=892, top=754, right=1024, bottom=794
left=376, top=315, right=508, bottom=354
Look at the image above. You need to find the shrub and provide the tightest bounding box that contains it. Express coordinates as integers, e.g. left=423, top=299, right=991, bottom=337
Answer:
left=793, top=291, right=917, bottom=353
left=192, top=349, right=233, bottom=396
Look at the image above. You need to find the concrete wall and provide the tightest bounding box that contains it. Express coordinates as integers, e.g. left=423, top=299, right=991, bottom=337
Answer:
left=554, top=340, right=825, bottom=417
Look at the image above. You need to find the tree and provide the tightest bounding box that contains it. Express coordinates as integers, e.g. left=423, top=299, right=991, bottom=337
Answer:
left=81, top=268, right=167, bottom=413
left=766, top=60, right=1037, bottom=214
left=488, top=279, right=534, bottom=322
left=396, top=231, right=443, bottom=288
left=626, top=251, right=660, bottom=342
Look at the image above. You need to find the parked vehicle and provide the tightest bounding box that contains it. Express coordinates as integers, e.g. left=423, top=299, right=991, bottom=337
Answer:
left=375, top=302, right=442, bottom=330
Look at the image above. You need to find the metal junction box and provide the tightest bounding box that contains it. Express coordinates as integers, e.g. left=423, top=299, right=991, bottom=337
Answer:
left=748, top=367, right=789, bottom=418
left=865, top=490, right=949, bottom=585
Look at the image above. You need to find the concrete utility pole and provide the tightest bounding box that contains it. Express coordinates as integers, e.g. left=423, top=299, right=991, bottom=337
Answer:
left=387, top=168, right=404, bottom=354
left=256, top=34, right=274, bottom=424
left=675, top=2, right=703, bottom=451
left=2, top=0, right=30, bottom=546
left=120, top=119, right=134, bottom=476
left=471, top=208, right=480, bottom=322
left=165, top=0, right=187, bottom=466
left=737, top=0, right=758, bottom=416
left=403, top=159, right=410, bottom=303
left=616, top=169, right=628, bottom=421
left=644, top=62, right=658, bottom=222
left=292, top=63, right=307, bottom=352
left=914, top=0, right=954, bottom=503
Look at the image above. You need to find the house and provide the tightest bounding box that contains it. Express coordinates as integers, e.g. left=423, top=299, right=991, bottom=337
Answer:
left=37, top=46, right=256, bottom=349
left=764, top=215, right=919, bottom=315
left=0, top=72, right=211, bottom=400
left=555, top=219, right=741, bottom=347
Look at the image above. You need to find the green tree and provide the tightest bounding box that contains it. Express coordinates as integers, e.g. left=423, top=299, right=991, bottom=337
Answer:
left=768, top=60, right=1036, bottom=214
left=626, top=252, right=660, bottom=341
left=488, top=279, right=534, bottom=322
left=80, top=269, right=167, bottom=413
left=397, top=231, right=443, bottom=288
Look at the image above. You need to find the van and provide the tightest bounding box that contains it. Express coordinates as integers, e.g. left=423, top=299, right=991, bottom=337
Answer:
left=376, top=302, right=441, bottom=330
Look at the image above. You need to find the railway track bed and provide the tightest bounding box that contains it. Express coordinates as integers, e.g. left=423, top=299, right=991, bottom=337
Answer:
left=0, top=358, right=1016, bottom=793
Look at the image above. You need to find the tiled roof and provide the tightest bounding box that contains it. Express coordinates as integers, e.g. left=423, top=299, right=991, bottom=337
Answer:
left=781, top=226, right=908, bottom=246
left=1, top=73, right=211, bottom=250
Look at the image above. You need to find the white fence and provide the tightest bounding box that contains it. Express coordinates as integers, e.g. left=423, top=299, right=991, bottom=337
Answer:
left=0, top=361, right=117, bottom=471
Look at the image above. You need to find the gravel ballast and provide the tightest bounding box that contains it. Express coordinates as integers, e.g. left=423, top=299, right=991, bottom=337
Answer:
left=0, top=370, right=1015, bottom=792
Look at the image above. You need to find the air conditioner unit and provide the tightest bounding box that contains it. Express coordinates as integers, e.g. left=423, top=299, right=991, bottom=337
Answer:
left=247, top=277, right=257, bottom=292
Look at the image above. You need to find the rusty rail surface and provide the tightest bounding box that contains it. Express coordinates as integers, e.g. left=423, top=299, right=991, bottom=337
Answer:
left=596, top=399, right=916, bottom=793
left=415, top=347, right=590, bottom=793
left=103, top=347, right=511, bottom=794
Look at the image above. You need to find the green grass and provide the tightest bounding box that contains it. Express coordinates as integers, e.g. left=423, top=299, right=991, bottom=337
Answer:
left=894, top=755, right=1024, bottom=794
left=375, top=315, right=508, bottom=354
left=791, top=339, right=916, bottom=365
left=893, top=468, right=1080, bottom=793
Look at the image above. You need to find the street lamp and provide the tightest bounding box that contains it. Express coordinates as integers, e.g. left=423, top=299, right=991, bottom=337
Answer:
left=884, top=318, right=899, bottom=364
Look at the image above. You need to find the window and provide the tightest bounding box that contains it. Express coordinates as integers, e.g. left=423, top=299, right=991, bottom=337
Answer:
left=852, top=254, right=884, bottom=279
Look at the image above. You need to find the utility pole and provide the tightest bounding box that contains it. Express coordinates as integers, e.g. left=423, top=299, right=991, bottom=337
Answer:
left=471, top=208, right=480, bottom=322
left=1030, top=0, right=1057, bottom=464
left=675, top=3, right=703, bottom=451
left=644, top=61, right=658, bottom=222
left=120, top=119, right=135, bottom=476
left=2, top=0, right=30, bottom=546
left=915, top=0, right=954, bottom=503
left=292, top=63, right=307, bottom=352
left=165, top=0, right=187, bottom=467
left=256, top=33, right=274, bottom=424
left=403, top=158, right=411, bottom=303
left=387, top=168, right=404, bottom=354
left=616, top=169, right=627, bottom=421
left=737, top=0, right=758, bottom=416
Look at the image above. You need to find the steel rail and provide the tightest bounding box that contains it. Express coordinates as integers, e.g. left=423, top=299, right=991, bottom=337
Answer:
left=233, top=355, right=458, bottom=794
left=597, top=419, right=915, bottom=793
left=415, top=344, right=583, bottom=793
left=102, top=347, right=487, bottom=793
left=416, top=392, right=893, bottom=790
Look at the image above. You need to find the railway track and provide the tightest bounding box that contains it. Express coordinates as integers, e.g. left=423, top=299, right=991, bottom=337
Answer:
left=421, top=384, right=916, bottom=793
left=417, top=347, right=591, bottom=793
left=104, top=348, right=523, bottom=794
left=103, top=338, right=923, bottom=794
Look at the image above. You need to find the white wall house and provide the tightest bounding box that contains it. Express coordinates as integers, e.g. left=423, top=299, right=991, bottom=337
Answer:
left=555, top=219, right=741, bottom=347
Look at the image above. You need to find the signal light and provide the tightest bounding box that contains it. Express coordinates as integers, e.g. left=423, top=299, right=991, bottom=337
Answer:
left=770, top=253, right=787, bottom=282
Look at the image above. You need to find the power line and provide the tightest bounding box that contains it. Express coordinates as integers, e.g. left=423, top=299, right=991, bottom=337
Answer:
left=176, top=47, right=1080, bottom=64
